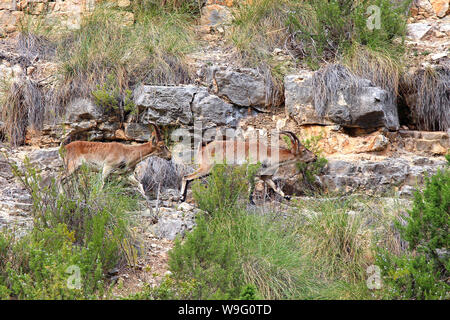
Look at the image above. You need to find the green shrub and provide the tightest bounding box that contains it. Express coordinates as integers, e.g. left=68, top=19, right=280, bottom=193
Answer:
left=169, top=215, right=243, bottom=299
left=191, top=163, right=260, bottom=215
left=92, top=74, right=136, bottom=117
left=376, top=164, right=450, bottom=299
left=295, top=133, right=328, bottom=194
left=165, top=164, right=319, bottom=300
left=287, top=0, right=409, bottom=67
left=0, top=156, right=138, bottom=299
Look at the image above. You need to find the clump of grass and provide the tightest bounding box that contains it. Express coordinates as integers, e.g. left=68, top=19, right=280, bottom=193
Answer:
left=0, top=77, right=44, bottom=146
left=140, top=156, right=188, bottom=198
left=53, top=4, right=196, bottom=113
left=400, top=66, right=450, bottom=131
left=343, top=43, right=403, bottom=103
left=16, top=32, right=56, bottom=61
left=229, top=0, right=410, bottom=105
left=376, top=163, right=449, bottom=299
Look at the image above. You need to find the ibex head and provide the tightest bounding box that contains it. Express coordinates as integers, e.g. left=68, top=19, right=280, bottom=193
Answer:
left=280, top=131, right=317, bottom=163
left=150, top=124, right=172, bottom=161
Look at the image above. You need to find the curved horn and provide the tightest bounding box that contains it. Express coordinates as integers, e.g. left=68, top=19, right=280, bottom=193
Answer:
left=150, top=123, right=162, bottom=142
left=280, top=131, right=299, bottom=154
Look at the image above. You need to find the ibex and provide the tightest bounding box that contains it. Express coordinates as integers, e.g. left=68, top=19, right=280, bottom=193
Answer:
left=61, top=124, right=171, bottom=197
left=180, top=131, right=317, bottom=202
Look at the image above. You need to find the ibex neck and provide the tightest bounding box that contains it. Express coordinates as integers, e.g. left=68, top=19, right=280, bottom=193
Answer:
left=133, top=141, right=156, bottom=158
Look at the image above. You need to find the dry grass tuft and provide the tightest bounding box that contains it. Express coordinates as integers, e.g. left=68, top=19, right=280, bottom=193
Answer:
left=401, top=66, right=450, bottom=131
left=311, top=64, right=365, bottom=117
left=0, top=77, right=44, bottom=146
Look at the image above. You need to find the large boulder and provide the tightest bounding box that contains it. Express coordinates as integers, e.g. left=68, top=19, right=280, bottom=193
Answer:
left=201, top=65, right=278, bottom=110
left=133, top=84, right=245, bottom=128
left=284, top=70, right=400, bottom=130
left=134, top=85, right=197, bottom=126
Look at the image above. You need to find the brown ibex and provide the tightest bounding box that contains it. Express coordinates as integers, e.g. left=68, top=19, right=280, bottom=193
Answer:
left=179, top=131, right=317, bottom=202
left=61, top=124, right=171, bottom=196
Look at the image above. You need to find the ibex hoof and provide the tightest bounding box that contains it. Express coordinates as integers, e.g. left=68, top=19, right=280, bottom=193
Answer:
left=284, top=195, right=291, bottom=201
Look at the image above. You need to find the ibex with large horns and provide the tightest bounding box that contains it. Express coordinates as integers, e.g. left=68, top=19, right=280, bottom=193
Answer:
left=180, top=131, right=317, bottom=202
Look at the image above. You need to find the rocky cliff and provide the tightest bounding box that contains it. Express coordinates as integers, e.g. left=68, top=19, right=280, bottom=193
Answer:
left=0, top=0, right=449, bottom=240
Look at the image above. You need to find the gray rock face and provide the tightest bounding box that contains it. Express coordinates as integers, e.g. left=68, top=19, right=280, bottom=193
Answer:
left=133, top=84, right=245, bottom=128
left=191, top=89, right=241, bottom=128
left=320, top=157, right=447, bottom=195
left=284, top=72, right=400, bottom=130
left=153, top=210, right=196, bottom=240
left=65, top=98, right=103, bottom=122
left=134, top=85, right=197, bottom=126
left=202, top=66, right=271, bottom=109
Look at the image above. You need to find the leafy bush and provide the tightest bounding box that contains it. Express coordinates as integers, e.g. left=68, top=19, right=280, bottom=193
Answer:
left=376, top=163, right=449, bottom=299
left=229, top=0, right=410, bottom=97
left=0, top=157, right=138, bottom=299
left=166, top=164, right=318, bottom=299
left=92, top=74, right=136, bottom=118
left=191, top=163, right=260, bottom=215
left=294, top=133, right=328, bottom=194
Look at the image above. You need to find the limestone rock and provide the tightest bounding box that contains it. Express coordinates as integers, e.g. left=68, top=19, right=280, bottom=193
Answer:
left=406, top=23, right=433, bottom=40
left=134, top=84, right=245, bottom=128
left=65, top=98, right=103, bottom=122
left=200, top=4, right=232, bottom=27
left=202, top=65, right=270, bottom=109
left=284, top=73, right=399, bottom=130
left=430, top=0, right=449, bottom=17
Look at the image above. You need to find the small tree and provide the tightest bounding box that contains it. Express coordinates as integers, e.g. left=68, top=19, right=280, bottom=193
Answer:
left=377, top=158, right=449, bottom=299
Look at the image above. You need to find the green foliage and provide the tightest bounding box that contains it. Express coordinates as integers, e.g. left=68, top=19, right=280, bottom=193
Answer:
left=92, top=74, right=136, bottom=116
left=191, top=163, right=260, bottom=215
left=239, top=284, right=260, bottom=300
left=296, top=133, right=328, bottom=193
left=0, top=156, right=138, bottom=299
left=376, top=164, right=450, bottom=299
left=165, top=164, right=322, bottom=299
left=298, top=206, right=368, bottom=282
